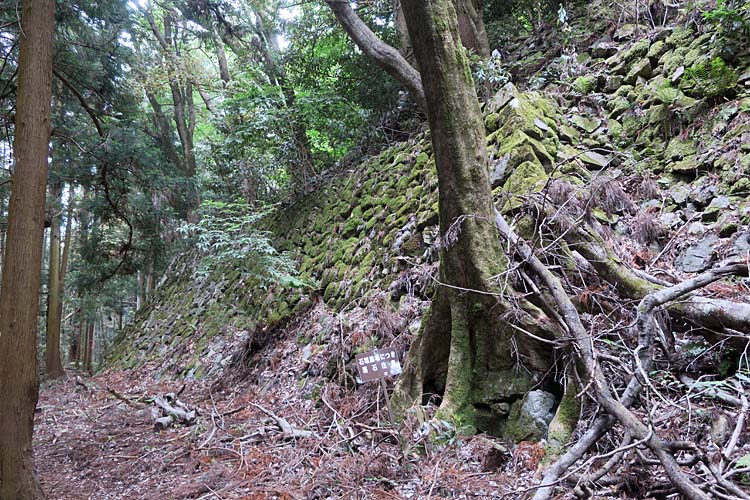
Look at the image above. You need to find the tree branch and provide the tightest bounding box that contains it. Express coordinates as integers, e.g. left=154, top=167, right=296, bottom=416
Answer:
left=324, top=0, right=426, bottom=111
left=52, top=67, right=104, bottom=137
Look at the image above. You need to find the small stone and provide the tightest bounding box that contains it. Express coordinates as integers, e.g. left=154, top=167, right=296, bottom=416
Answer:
left=647, top=40, right=666, bottom=60
left=670, top=184, right=690, bottom=205
left=614, top=23, right=638, bottom=41
left=533, top=117, right=549, bottom=133
left=625, top=58, right=652, bottom=84
left=570, top=115, right=602, bottom=133
left=591, top=41, right=618, bottom=58
left=604, top=75, right=624, bottom=93
left=579, top=151, right=609, bottom=169
left=558, top=124, right=580, bottom=143
left=607, top=96, right=631, bottom=119
left=719, top=222, right=739, bottom=238
left=659, top=211, right=683, bottom=228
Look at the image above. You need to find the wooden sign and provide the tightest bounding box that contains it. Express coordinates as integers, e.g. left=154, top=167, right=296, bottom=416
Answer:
left=355, top=347, right=402, bottom=382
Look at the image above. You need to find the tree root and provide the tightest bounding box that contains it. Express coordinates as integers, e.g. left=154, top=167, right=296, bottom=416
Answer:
left=494, top=209, right=749, bottom=500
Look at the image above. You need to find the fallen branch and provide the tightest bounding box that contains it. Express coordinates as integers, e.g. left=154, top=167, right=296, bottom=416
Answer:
left=495, top=209, right=748, bottom=500
left=249, top=402, right=317, bottom=439
left=107, top=387, right=147, bottom=409
left=150, top=393, right=197, bottom=431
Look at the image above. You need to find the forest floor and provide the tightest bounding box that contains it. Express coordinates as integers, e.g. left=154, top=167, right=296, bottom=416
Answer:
left=33, top=350, right=543, bottom=500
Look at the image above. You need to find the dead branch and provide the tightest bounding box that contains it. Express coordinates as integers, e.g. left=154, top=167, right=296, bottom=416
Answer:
left=107, top=387, right=147, bottom=409
left=496, top=209, right=748, bottom=500
left=249, top=402, right=318, bottom=439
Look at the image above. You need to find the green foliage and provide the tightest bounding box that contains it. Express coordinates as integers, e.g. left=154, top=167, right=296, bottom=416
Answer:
left=474, top=50, right=511, bottom=92
left=683, top=57, right=738, bottom=99
left=736, top=454, right=750, bottom=468
left=179, top=200, right=307, bottom=288
left=702, top=0, right=750, bottom=46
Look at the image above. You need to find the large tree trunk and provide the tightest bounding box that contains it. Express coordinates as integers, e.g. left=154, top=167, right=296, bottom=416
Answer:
left=0, top=0, right=55, bottom=497
left=455, top=0, right=490, bottom=59
left=45, top=180, right=65, bottom=379
left=393, top=0, right=552, bottom=429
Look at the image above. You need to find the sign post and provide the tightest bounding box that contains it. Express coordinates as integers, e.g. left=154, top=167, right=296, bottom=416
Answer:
left=355, top=347, right=402, bottom=423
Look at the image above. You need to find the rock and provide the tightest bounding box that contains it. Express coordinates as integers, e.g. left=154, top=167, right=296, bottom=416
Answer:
left=659, top=211, right=683, bottom=229
left=676, top=234, right=719, bottom=273
left=607, top=96, right=631, bottom=119
left=670, top=184, right=690, bottom=205
left=591, top=41, right=618, bottom=59
left=670, top=156, right=698, bottom=174
left=647, top=104, right=669, bottom=125
left=533, top=117, right=549, bottom=134
left=686, top=221, right=707, bottom=236
left=732, top=231, right=750, bottom=257
left=558, top=124, right=580, bottom=143
left=579, top=151, right=609, bottom=169
left=625, top=58, right=652, bottom=85
left=666, top=137, right=696, bottom=161
left=702, top=195, right=731, bottom=222
left=572, top=75, right=598, bottom=94
left=487, top=82, right=521, bottom=114
left=489, top=154, right=510, bottom=189
left=505, top=390, right=557, bottom=442
left=607, top=118, right=623, bottom=139
left=671, top=65, right=685, bottom=84
left=570, top=115, right=601, bottom=133
left=719, top=222, right=739, bottom=238
left=604, top=75, right=624, bottom=93
left=614, top=24, right=639, bottom=41
left=647, top=40, right=666, bottom=60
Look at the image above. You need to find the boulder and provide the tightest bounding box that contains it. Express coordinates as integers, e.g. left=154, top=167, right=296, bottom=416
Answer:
left=505, top=390, right=557, bottom=442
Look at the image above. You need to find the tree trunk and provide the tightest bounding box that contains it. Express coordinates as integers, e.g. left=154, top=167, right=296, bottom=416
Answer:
left=455, top=0, right=490, bottom=60
left=85, top=320, right=94, bottom=374
left=252, top=6, right=317, bottom=189
left=0, top=0, right=55, bottom=497
left=59, top=184, right=74, bottom=287
left=45, top=180, right=64, bottom=379
left=213, top=31, right=230, bottom=85
left=392, top=0, right=553, bottom=430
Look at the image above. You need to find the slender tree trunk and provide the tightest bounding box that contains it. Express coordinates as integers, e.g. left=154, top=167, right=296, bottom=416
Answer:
left=252, top=7, right=317, bottom=188
left=136, top=270, right=144, bottom=311
left=214, top=32, right=230, bottom=84
left=392, top=0, right=552, bottom=428
left=85, top=320, right=94, bottom=374
left=0, top=0, right=55, bottom=498
left=45, top=181, right=64, bottom=378
left=59, top=185, right=74, bottom=286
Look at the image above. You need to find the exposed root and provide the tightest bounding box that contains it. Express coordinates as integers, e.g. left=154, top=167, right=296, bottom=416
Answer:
left=494, top=208, right=749, bottom=500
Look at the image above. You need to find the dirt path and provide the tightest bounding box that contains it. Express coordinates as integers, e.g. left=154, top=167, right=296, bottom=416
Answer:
left=33, top=368, right=533, bottom=500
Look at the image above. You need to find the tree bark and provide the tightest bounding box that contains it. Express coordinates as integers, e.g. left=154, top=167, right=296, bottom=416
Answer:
left=455, top=0, right=490, bottom=59
left=0, top=0, right=55, bottom=497
left=45, top=180, right=64, bottom=379
left=392, top=0, right=552, bottom=427
left=324, top=0, right=427, bottom=112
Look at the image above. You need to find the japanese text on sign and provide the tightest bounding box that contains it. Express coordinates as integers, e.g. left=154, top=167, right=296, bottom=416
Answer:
left=355, top=347, right=402, bottom=382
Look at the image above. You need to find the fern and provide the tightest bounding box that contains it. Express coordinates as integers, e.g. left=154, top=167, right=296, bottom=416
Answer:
left=179, top=200, right=309, bottom=289
left=683, top=57, right=738, bottom=99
